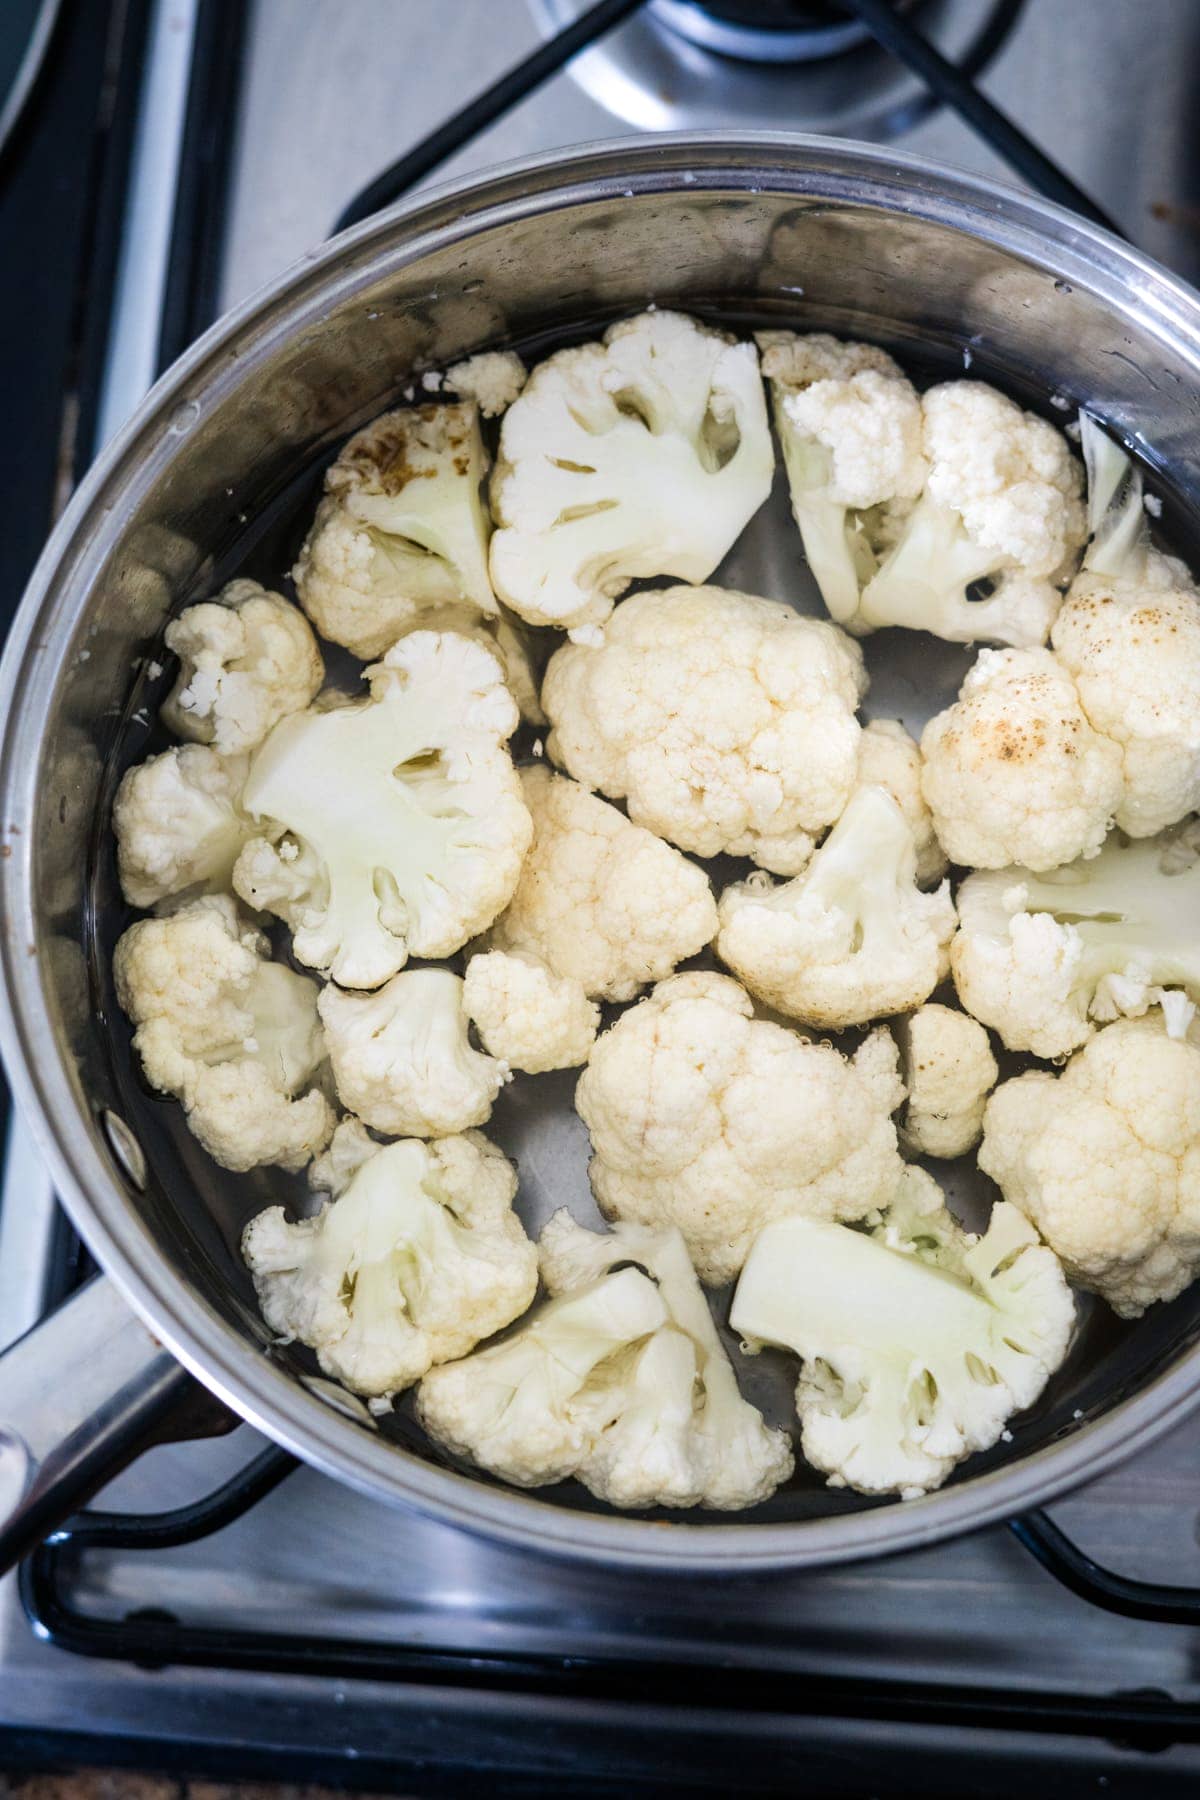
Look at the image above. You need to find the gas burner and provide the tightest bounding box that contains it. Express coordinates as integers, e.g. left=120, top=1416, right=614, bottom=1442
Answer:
left=650, top=0, right=909, bottom=66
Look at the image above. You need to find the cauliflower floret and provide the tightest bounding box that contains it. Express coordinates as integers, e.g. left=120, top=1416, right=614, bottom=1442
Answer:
left=896, top=1003, right=998, bottom=1158
left=856, top=717, right=947, bottom=886
left=952, top=823, right=1200, bottom=1059
left=535, top=1210, right=793, bottom=1509
left=379, top=598, right=545, bottom=726
left=463, top=950, right=598, bottom=1073
left=233, top=631, right=532, bottom=989
left=731, top=1165, right=1074, bottom=1497
left=113, top=893, right=333, bottom=1172
left=293, top=402, right=496, bottom=659
left=488, top=310, right=774, bottom=632
left=318, top=967, right=507, bottom=1137
left=243, top=1119, right=536, bottom=1398
left=161, top=578, right=324, bottom=754
left=113, top=743, right=251, bottom=909
left=445, top=350, right=527, bottom=417
left=543, top=586, right=865, bottom=875
left=979, top=1014, right=1200, bottom=1317
left=574, top=971, right=905, bottom=1285
left=716, top=785, right=956, bottom=1028
left=920, top=647, right=1123, bottom=870
left=486, top=766, right=716, bottom=1002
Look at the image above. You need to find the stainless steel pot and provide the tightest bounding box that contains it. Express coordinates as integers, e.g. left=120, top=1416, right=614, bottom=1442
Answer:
left=4, top=132, right=1200, bottom=1576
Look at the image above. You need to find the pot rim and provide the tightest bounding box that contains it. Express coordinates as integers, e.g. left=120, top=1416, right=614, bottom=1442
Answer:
left=4, top=129, right=1200, bottom=1571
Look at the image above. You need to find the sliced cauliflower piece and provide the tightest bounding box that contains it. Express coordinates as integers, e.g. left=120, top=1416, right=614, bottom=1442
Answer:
left=463, top=950, right=598, bottom=1073
left=293, top=402, right=496, bottom=659
left=731, top=1165, right=1074, bottom=1498
left=575, top=971, right=905, bottom=1285
left=488, top=310, right=774, bottom=632
left=543, top=586, right=865, bottom=874
left=857, top=717, right=947, bottom=885
left=980, top=1014, right=1200, bottom=1317
left=536, top=1209, right=793, bottom=1509
left=920, top=647, right=1123, bottom=870
left=113, top=743, right=251, bottom=909
left=233, top=631, right=531, bottom=989
left=243, top=1119, right=535, bottom=1398
left=161, top=578, right=324, bottom=754
left=445, top=350, right=527, bottom=417
left=952, top=823, right=1200, bottom=1059
left=716, top=785, right=956, bottom=1028
left=486, top=765, right=716, bottom=1002
left=896, top=1003, right=998, bottom=1159
left=113, top=893, right=333, bottom=1172
left=318, top=967, right=507, bottom=1137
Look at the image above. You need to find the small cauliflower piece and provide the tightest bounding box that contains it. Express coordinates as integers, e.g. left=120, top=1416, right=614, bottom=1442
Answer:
left=463, top=950, right=598, bottom=1073
left=233, top=631, right=531, bottom=990
left=113, top=743, right=251, bottom=909
left=383, top=599, right=546, bottom=726
left=113, top=893, right=333, bottom=1172
left=536, top=1209, right=793, bottom=1509
left=857, top=717, right=947, bottom=886
left=161, top=578, right=324, bottom=754
left=488, top=310, right=774, bottom=632
left=318, top=967, right=507, bottom=1137
left=293, top=402, right=496, bottom=660
left=543, top=585, right=865, bottom=874
left=952, top=823, right=1200, bottom=1059
left=896, top=1003, right=997, bottom=1158
left=487, top=765, right=716, bottom=1002
left=445, top=350, right=527, bottom=417
left=575, top=971, right=905, bottom=1285
left=717, top=785, right=956, bottom=1028
left=980, top=1014, right=1200, bottom=1317
left=731, top=1166, right=1074, bottom=1498
left=243, top=1119, right=536, bottom=1399
left=920, top=647, right=1123, bottom=870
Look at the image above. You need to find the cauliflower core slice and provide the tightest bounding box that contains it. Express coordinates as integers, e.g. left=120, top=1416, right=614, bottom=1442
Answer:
left=233, top=631, right=532, bottom=990
left=731, top=1167, right=1074, bottom=1497
left=463, top=950, right=598, bottom=1073
left=243, top=1120, right=536, bottom=1399
left=162, top=578, right=324, bottom=754
left=318, top=967, right=507, bottom=1137
left=535, top=1210, right=793, bottom=1509
left=488, top=310, right=774, bottom=632
left=952, top=823, right=1200, bottom=1059
left=717, top=785, right=956, bottom=1029
left=486, top=765, right=717, bottom=1002
left=896, top=1003, right=997, bottom=1159
left=920, top=647, right=1123, bottom=871
left=113, top=743, right=251, bottom=909
left=114, top=894, right=333, bottom=1172
left=980, top=1015, right=1200, bottom=1317
left=857, top=717, right=947, bottom=887
left=575, top=971, right=905, bottom=1285
left=543, top=585, right=865, bottom=874
left=293, top=402, right=496, bottom=660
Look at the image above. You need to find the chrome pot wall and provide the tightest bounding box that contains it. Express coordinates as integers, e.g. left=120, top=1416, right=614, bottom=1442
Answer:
left=4, top=134, right=1200, bottom=1573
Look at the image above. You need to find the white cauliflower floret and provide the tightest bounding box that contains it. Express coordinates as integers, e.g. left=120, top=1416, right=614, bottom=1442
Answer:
left=488, top=310, right=774, bottom=631
left=543, top=586, right=865, bottom=874
left=113, top=893, right=333, bottom=1172
left=896, top=1003, right=997, bottom=1158
left=233, top=631, right=532, bottom=989
left=535, top=1210, right=793, bottom=1509
left=445, top=350, right=527, bottom=416
left=920, top=647, right=1123, bottom=870
left=731, top=1165, right=1074, bottom=1498
left=856, top=717, right=947, bottom=885
left=243, top=1119, right=536, bottom=1398
left=463, top=950, right=598, bottom=1073
left=717, top=785, right=956, bottom=1028
left=575, top=971, right=905, bottom=1285
left=162, top=578, right=323, bottom=754
left=980, top=1014, right=1200, bottom=1317
left=318, top=967, right=507, bottom=1137
left=952, top=823, right=1200, bottom=1059
left=487, top=765, right=716, bottom=1002
left=113, top=743, right=251, bottom=909
left=293, top=402, right=496, bottom=659
left=382, top=599, right=546, bottom=726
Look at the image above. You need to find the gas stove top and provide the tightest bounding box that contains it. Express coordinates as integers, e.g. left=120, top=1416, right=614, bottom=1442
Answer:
left=6, top=1, right=1200, bottom=1791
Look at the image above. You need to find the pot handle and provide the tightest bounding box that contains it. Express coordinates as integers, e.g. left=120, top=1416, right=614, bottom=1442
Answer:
left=0, top=1274, right=196, bottom=1575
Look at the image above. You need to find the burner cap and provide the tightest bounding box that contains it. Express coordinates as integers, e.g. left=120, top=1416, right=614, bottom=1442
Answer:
left=650, top=0, right=888, bottom=63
